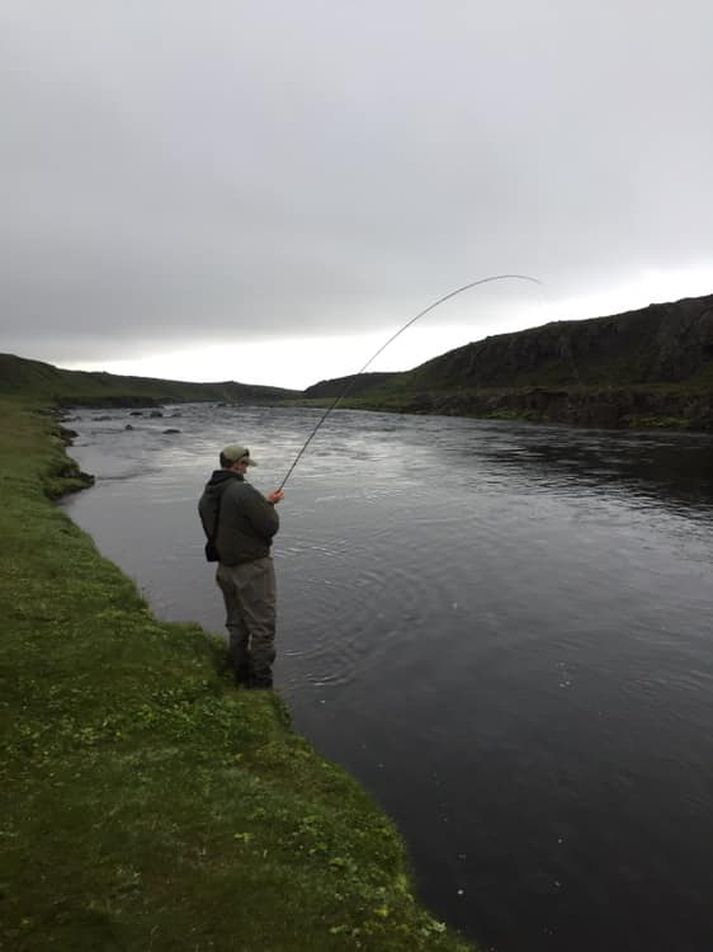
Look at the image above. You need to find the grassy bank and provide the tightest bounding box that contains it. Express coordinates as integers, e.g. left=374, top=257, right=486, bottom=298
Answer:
left=0, top=399, right=473, bottom=951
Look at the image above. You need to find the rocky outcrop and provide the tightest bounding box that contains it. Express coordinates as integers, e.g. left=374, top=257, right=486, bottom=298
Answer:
left=340, top=293, right=713, bottom=429
left=409, top=294, right=713, bottom=390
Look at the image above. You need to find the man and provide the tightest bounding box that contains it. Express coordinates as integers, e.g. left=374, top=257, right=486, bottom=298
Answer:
left=198, top=444, right=284, bottom=689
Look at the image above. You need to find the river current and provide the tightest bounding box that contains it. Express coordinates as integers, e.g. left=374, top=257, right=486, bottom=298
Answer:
left=62, top=403, right=713, bottom=952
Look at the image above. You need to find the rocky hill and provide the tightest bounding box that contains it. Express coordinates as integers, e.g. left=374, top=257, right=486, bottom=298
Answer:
left=315, top=293, right=713, bottom=430
left=408, top=293, right=713, bottom=390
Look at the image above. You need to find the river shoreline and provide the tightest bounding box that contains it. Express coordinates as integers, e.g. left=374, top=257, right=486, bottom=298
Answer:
left=0, top=399, right=473, bottom=951
left=57, top=398, right=713, bottom=952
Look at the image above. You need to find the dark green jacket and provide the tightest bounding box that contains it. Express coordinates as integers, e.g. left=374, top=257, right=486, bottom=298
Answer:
left=198, top=470, right=279, bottom=565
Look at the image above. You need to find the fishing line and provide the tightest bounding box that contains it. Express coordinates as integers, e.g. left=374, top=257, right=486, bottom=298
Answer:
left=278, top=273, right=541, bottom=490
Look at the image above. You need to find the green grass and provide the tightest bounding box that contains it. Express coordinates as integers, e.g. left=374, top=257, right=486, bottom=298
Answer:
left=0, top=400, right=473, bottom=951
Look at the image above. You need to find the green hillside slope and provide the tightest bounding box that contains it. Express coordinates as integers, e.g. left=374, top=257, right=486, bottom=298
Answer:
left=0, top=353, right=298, bottom=406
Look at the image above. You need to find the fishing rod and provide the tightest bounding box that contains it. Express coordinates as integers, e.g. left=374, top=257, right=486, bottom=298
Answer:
left=277, top=273, right=542, bottom=491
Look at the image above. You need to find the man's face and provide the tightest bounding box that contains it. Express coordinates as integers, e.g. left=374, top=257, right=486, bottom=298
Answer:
left=235, top=459, right=250, bottom=476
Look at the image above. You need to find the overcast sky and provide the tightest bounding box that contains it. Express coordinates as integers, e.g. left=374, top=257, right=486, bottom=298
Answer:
left=2, top=1, right=712, bottom=389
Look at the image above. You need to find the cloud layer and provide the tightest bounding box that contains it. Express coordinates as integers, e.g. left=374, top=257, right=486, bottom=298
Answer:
left=2, top=1, right=712, bottom=378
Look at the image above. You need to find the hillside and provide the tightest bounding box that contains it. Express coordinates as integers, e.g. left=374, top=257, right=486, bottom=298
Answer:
left=5, top=291, right=713, bottom=428
left=0, top=353, right=298, bottom=406
left=303, top=372, right=399, bottom=400
left=407, top=293, right=713, bottom=390
left=312, top=293, right=713, bottom=430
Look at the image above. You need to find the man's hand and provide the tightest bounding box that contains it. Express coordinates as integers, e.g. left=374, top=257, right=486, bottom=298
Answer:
left=266, top=489, right=285, bottom=505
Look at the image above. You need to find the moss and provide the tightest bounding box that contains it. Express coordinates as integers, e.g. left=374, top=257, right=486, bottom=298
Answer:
left=0, top=399, right=473, bottom=951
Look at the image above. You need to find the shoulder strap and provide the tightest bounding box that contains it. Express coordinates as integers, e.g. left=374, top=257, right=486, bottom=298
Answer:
left=209, top=490, right=224, bottom=544
left=210, top=474, right=241, bottom=542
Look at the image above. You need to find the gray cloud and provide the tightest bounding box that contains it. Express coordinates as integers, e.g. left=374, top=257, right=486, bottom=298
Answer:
left=2, top=1, right=712, bottom=366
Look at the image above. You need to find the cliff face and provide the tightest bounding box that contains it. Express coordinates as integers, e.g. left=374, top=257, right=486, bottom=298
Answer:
left=396, top=386, right=713, bottom=430
left=408, top=294, right=713, bottom=390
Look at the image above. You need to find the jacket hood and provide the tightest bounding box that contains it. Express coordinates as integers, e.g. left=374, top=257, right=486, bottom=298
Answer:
left=203, top=469, right=244, bottom=497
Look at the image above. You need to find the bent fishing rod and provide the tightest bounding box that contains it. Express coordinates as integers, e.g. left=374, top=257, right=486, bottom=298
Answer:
left=277, top=273, right=542, bottom=491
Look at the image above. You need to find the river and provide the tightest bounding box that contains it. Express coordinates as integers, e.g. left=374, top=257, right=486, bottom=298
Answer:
left=61, top=403, right=713, bottom=952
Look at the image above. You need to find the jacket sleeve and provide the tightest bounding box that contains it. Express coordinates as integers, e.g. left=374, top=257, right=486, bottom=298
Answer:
left=243, top=485, right=280, bottom=541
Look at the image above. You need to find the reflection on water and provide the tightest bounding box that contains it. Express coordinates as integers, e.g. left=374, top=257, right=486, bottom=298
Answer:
left=62, top=405, right=713, bottom=952
left=479, top=427, right=713, bottom=513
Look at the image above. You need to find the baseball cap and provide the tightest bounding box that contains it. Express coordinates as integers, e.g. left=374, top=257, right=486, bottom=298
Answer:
left=221, top=444, right=258, bottom=466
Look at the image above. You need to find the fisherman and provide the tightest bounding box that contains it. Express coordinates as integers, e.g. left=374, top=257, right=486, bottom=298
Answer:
left=198, top=444, right=285, bottom=689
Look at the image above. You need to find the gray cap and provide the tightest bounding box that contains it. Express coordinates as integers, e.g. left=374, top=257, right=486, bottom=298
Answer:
left=221, top=444, right=258, bottom=466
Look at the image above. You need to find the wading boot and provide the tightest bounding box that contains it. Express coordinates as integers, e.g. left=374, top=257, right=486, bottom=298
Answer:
left=249, top=668, right=273, bottom=690
left=234, top=663, right=253, bottom=688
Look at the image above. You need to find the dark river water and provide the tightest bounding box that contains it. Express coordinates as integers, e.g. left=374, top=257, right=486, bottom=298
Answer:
left=62, top=404, right=713, bottom=952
